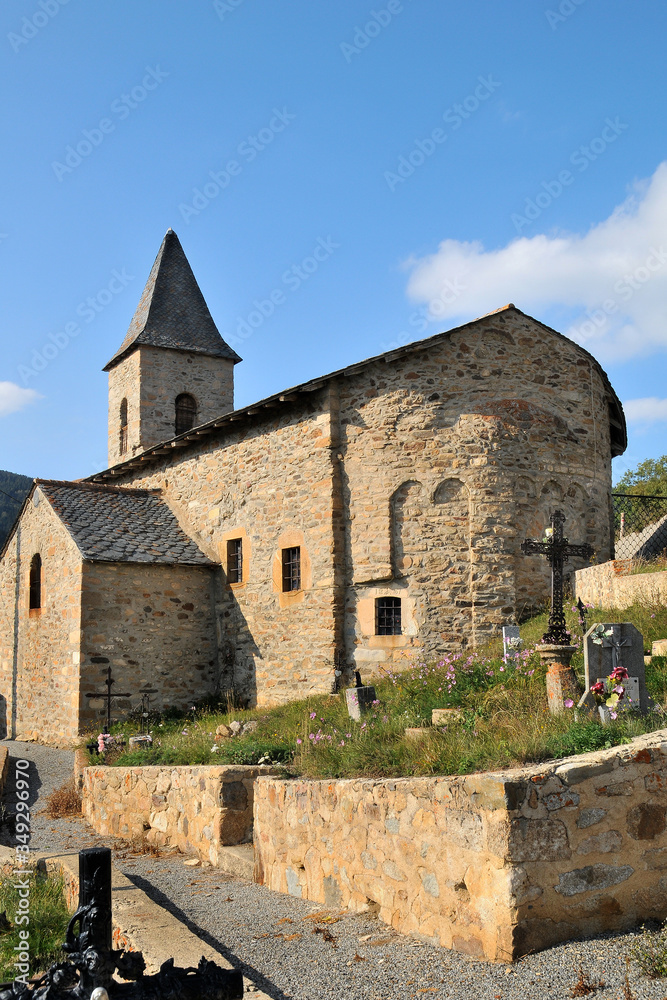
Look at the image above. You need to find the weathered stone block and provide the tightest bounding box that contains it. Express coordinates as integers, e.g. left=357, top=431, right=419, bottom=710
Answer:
left=554, top=864, right=634, bottom=896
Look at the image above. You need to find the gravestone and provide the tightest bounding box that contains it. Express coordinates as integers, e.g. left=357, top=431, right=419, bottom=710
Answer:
left=502, top=625, right=521, bottom=661
left=577, top=622, right=653, bottom=714
left=346, top=670, right=377, bottom=721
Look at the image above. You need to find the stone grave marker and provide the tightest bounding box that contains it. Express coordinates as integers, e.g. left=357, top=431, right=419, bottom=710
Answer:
left=346, top=670, right=377, bottom=721
left=502, top=625, right=521, bottom=661
left=578, top=622, right=653, bottom=715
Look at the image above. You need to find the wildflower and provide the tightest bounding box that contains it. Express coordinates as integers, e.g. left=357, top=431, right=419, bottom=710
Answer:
left=610, top=711, right=618, bottom=720
left=346, top=733, right=351, bottom=739
left=563, top=698, right=574, bottom=709
left=296, top=739, right=302, bottom=745
left=339, top=740, right=345, bottom=746
left=372, top=699, right=380, bottom=706
left=310, top=711, right=317, bottom=719
left=309, top=733, right=315, bottom=740
left=211, top=745, right=219, bottom=753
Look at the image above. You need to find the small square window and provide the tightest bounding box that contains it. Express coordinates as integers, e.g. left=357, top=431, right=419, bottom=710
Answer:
left=375, top=597, right=401, bottom=635
left=227, top=539, right=243, bottom=584
left=282, top=547, right=301, bottom=592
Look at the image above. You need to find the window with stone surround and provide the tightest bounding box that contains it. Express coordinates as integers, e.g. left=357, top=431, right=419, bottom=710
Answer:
left=375, top=596, right=401, bottom=635
left=175, top=393, right=197, bottom=436
left=282, top=547, right=301, bottom=592
left=227, top=538, right=243, bottom=584
left=29, top=553, right=42, bottom=610
left=119, top=398, right=128, bottom=455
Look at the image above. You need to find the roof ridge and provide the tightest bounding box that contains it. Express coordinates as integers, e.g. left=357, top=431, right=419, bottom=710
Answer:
left=37, top=479, right=161, bottom=496
left=87, top=303, right=626, bottom=482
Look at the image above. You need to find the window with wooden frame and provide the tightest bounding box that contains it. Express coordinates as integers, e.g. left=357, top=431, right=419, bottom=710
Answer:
left=226, top=538, right=243, bottom=584
left=119, top=398, right=128, bottom=455
left=175, top=393, right=197, bottom=436
left=29, top=553, right=42, bottom=610
left=375, top=596, right=401, bottom=635
left=281, top=547, right=301, bottom=592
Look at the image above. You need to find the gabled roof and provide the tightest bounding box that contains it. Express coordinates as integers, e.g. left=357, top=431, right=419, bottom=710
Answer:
left=88, top=304, right=627, bottom=483
left=25, top=480, right=213, bottom=566
left=103, top=230, right=241, bottom=371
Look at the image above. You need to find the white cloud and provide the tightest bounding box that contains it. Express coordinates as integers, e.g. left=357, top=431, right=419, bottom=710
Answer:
left=623, top=397, right=667, bottom=426
left=0, top=382, right=42, bottom=417
left=404, top=161, right=667, bottom=361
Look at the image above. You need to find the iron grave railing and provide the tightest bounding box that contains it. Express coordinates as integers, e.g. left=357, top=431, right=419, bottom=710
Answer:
left=612, top=493, right=667, bottom=561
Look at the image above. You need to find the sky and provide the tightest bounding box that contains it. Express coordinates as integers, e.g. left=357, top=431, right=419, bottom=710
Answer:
left=1, top=0, right=666, bottom=488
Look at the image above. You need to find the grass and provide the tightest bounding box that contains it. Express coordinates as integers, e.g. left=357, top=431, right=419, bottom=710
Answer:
left=627, top=554, right=667, bottom=576
left=0, top=865, right=69, bottom=982
left=83, top=597, right=667, bottom=780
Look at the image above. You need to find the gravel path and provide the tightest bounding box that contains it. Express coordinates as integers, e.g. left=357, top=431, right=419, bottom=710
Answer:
left=2, top=740, right=667, bottom=999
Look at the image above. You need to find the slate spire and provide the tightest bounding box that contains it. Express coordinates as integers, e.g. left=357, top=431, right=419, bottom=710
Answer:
left=103, top=229, right=241, bottom=371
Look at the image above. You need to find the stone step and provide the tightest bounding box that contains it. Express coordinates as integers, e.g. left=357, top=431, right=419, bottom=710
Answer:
left=217, top=842, right=255, bottom=880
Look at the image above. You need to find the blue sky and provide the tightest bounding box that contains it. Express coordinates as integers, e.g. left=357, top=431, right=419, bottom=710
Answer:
left=1, top=0, right=666, bottom=486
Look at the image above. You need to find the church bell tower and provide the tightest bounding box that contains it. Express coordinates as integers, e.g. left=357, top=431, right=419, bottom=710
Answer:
left=103, top=229, right=241, bottom=467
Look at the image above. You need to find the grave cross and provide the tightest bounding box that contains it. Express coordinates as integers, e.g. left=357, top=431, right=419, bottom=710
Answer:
left=521, top=509, right=594, bottom=645
left=600, top=626, right=631, bottom=671
left=139, top=686, right=158, bottom=735
left=86, top=666, right=131, bottom=734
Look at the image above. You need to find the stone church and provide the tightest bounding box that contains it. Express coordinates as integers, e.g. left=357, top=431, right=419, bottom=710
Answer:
left=0, top=230, right=626, bottom=742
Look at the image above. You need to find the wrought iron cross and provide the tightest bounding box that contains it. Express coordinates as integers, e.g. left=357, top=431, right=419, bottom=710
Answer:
left=521, top=509, right=594, bottom=645
left=86, top=666, right=131, bottom=734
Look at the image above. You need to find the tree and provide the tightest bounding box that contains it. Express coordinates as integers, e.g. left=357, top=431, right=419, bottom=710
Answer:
left=616, top=456, right=667, bottom=496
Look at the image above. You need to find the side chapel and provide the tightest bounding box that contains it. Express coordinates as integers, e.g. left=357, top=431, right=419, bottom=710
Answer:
left=0, top=230, right=627, bottom=742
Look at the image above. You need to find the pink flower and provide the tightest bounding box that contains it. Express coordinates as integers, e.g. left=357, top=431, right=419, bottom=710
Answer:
left=564, top=698, right=574, bottom=708
left=296, top=739, right=302, bottom=745
left=310, top=711, right=317, bottom=719
left=339, top=740, right=345, bottom=746
left=610, top=711, right=618, bottom=720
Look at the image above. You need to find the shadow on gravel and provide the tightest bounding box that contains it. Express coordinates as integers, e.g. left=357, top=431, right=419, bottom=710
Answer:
left=0, top=752, right=43, bottom=847
left=128, top=872, right=291, bottom=1000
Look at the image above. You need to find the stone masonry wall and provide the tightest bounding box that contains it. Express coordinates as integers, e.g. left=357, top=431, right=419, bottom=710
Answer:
left=79, top=561, right=218, bottom=730
left=254, top=730, right=667, bottom=962
left=337, top=310, right=613, bottom=668
left=108, top=346, right=235, bottom=466
left=101, top=393, right=340, bottom=707
left=81, top=763, right=278, bottom=862
left=0, top=489, right=82, bottom=742
left=575, top=560, right=667, bottom=613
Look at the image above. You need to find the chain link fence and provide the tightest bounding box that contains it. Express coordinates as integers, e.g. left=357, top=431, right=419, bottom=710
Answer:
left=612, top=493, right=667, bottom=560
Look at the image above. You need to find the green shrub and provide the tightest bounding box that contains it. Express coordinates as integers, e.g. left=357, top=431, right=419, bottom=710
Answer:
left=629, top=924, right=667, bottom=978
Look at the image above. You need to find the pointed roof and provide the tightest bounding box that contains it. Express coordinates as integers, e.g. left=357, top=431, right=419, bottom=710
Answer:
left=103, top=230, right=241, bottom=371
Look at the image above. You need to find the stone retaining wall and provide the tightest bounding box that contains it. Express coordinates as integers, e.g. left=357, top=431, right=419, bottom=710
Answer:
left=81, top=763, right=277, bottom=865
left=253, top=730, right=667, bottom=962
left=574, top=560, right=667, bottom=613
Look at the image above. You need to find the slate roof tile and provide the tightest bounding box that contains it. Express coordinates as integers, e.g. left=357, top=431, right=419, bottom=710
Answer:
left=36, top=480, right=213, bottom=567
